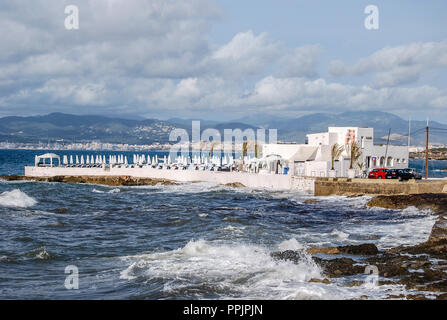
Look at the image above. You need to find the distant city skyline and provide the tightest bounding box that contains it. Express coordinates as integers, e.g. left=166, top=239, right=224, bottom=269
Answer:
left=0, top=0, right=446, bottom=122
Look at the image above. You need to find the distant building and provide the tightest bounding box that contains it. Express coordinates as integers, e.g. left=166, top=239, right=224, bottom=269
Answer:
left=262, top=127, right=409, bottom=177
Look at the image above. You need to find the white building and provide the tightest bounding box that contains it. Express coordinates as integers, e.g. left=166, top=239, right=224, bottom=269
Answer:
left=262, top=127, right=409, bottom=177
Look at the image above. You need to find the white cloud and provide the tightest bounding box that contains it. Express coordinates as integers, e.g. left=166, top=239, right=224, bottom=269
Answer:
left=0, top=0, right=446, bottom=120
left=275, top=44, right=322, bottom=78
left=212, top=30, right=280, bottom=76
left=328, top=40, right=447, bottom=87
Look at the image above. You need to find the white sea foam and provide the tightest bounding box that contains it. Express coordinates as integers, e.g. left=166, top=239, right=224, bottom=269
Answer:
left=277, top=238, right=306, bottom=251
left=330, top=229, right=350, bottom=241
left=35, top=247, right=51, bottom=260
left=108, top=188, right=121, bottom=194
left=119, top=238, right=415, bottom=299
left=120, top=239, right=323, bottom=299
left=0, top=189, right=37, bottom=208
left=92, top=188, right=105, bottom=193
left=220, top=225, right=246, bottom=233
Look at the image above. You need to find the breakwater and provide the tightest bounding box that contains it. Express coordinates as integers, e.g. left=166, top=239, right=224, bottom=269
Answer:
left=20, top=165, right=447, bottom=196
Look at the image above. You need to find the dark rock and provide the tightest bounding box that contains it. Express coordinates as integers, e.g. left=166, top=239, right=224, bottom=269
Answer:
left=225, top=182, right=246, bottom=188
left=367, top=193, right=447, bottom=214
left=270, top=250, right=303, bottom=264
left=0, top=175, right=176, bottom=187
left=309, top=278, right=331, bottom=284
left=307, top=243, right=378, bottom=255
left=312, top=257, right=365, bottom=278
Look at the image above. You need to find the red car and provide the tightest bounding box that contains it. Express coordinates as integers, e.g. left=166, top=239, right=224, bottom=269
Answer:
left=368, top=168, right=388, bottom=179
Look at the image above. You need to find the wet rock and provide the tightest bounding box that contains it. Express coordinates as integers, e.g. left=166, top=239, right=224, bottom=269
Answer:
left=309, top=278, right=331, bottom=284
left=225, top=182, right=246, bottom=188
left=307, top=247, right=340, bottom=255
left=304, top=199, right=318, bottom=204
left=406, top=294, right=429, bottom=300
left=417, top=280, right=447, bottom=293
left=346, top=280, right=363, bottom=287
left=367, top=193, right=447, bottom=214
left=387, top=294, right=405, bottom=299
left=0, top=175, right=176, bottom=187
left=307, top=243, right=378, bottom=256
left=436, top=293, right=447, bottom=300
left=270, top=250, right=303, bottom=264
left=312, top=257, right=365, bottom=278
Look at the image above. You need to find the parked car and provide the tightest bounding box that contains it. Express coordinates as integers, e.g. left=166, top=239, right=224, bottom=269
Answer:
left=386, top=169, right=419, bottom=181
left=403, top=168, right=423, bottom=180
left=368, top=168, right=388, bottom=179
left=385, top=169, right=399, bottom=179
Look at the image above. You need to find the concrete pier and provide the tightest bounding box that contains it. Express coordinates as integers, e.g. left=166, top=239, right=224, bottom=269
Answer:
left=23, top=166, right=447, bottom=196
left=24, top=166, right=316, bottom=192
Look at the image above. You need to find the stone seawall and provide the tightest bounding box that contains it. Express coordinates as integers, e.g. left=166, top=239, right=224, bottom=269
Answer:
left=24, top=166, right=316, bottom=192
left=22, top=166, right=447, bottom=195
left=315, top=178, right=447, bottom=196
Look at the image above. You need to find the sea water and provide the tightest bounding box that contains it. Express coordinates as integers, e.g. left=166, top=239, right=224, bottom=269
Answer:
left=0, top=149, right=445, bottom=299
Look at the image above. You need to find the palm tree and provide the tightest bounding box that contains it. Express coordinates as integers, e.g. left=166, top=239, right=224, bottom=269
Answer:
left=242, top=141, right=248, bottom=165
left=348, top=141, right=362, bottom=170
left=254, top=142, right=259, bottom=158
left=210, top=141, right=219, bottom=157
left=330, top=143, right=344, bottom=170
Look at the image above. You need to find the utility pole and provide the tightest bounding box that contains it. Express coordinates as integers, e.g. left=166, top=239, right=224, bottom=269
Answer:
left=425, top=119, right=429, bottom=180
left=408, top=117, right=411, bottom=148
left=384, top=128, right=391, bottom=166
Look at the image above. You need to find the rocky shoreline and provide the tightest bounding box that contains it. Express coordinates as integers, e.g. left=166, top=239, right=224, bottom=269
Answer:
left=0, top=175, right=176, bottom=186
left=273, top=193, right=447, bottom=300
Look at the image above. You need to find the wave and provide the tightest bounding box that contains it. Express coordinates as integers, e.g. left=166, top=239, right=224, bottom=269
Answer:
left=34, top=247, right=51, bottom=260
left=0, top=189, right=37, bottom=208
left=92, top=188, right=120, bottom=194
left=120, top=238, right=324, bottom=299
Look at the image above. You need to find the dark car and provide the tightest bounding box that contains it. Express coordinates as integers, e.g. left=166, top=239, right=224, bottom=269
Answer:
left=403, top=168, right=423, bottom=180
left=386, top=169, right=419, bottom=181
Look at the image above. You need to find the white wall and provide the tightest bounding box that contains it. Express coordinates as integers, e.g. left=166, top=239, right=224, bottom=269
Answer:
left=262, top=144, right=301, bottom=160
left=25, top=166, right=299, bottom=190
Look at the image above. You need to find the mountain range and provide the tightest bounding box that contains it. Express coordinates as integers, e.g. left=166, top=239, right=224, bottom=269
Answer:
left=0, top=111, right=446, bottom=146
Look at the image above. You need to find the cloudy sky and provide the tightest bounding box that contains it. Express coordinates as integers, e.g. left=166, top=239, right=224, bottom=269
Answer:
left=1, top=0, right=446, bottom=121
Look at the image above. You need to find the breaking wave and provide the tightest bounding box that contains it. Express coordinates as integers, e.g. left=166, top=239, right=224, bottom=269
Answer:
left=120, top=239, right=324, bottom=299
left=0, top=189, right=37, bottom=208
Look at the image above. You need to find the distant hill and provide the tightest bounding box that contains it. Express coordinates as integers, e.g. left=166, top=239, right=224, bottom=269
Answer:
left=236, top=111, right=447, bottom=145
left=0, top=111, right=445, bottom=146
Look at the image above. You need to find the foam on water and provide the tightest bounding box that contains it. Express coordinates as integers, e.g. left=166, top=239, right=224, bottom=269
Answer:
left=0, top=189, right=37, bottom=208
left=119, top=238, right=418, bottom=299
left=120, top=239, right=323, bottom=299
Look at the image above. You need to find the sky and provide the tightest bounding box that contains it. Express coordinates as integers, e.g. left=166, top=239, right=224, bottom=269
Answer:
left=0, top=0, right=446, bottom=122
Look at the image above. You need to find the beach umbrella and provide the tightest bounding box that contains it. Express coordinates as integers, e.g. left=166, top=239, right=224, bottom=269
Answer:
left=69, top=155, right=73, bottom=164
left=91, top=155, right=95, bottom=164
left=86, top=156, right=90, bottom=165
left=124, top=156, right=128, bottom=165
left=80, top=155, right=84, bottom=164
left=63, top=155, right=68, bottom=165
left=76, top=155, right=79, bottom=164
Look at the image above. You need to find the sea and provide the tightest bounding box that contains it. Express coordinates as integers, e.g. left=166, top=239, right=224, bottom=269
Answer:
left=0, top=149, right=446, bottom=300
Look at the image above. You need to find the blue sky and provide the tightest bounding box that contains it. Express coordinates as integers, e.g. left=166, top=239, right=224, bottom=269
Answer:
left=0, top=0, right=446, bottom=122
